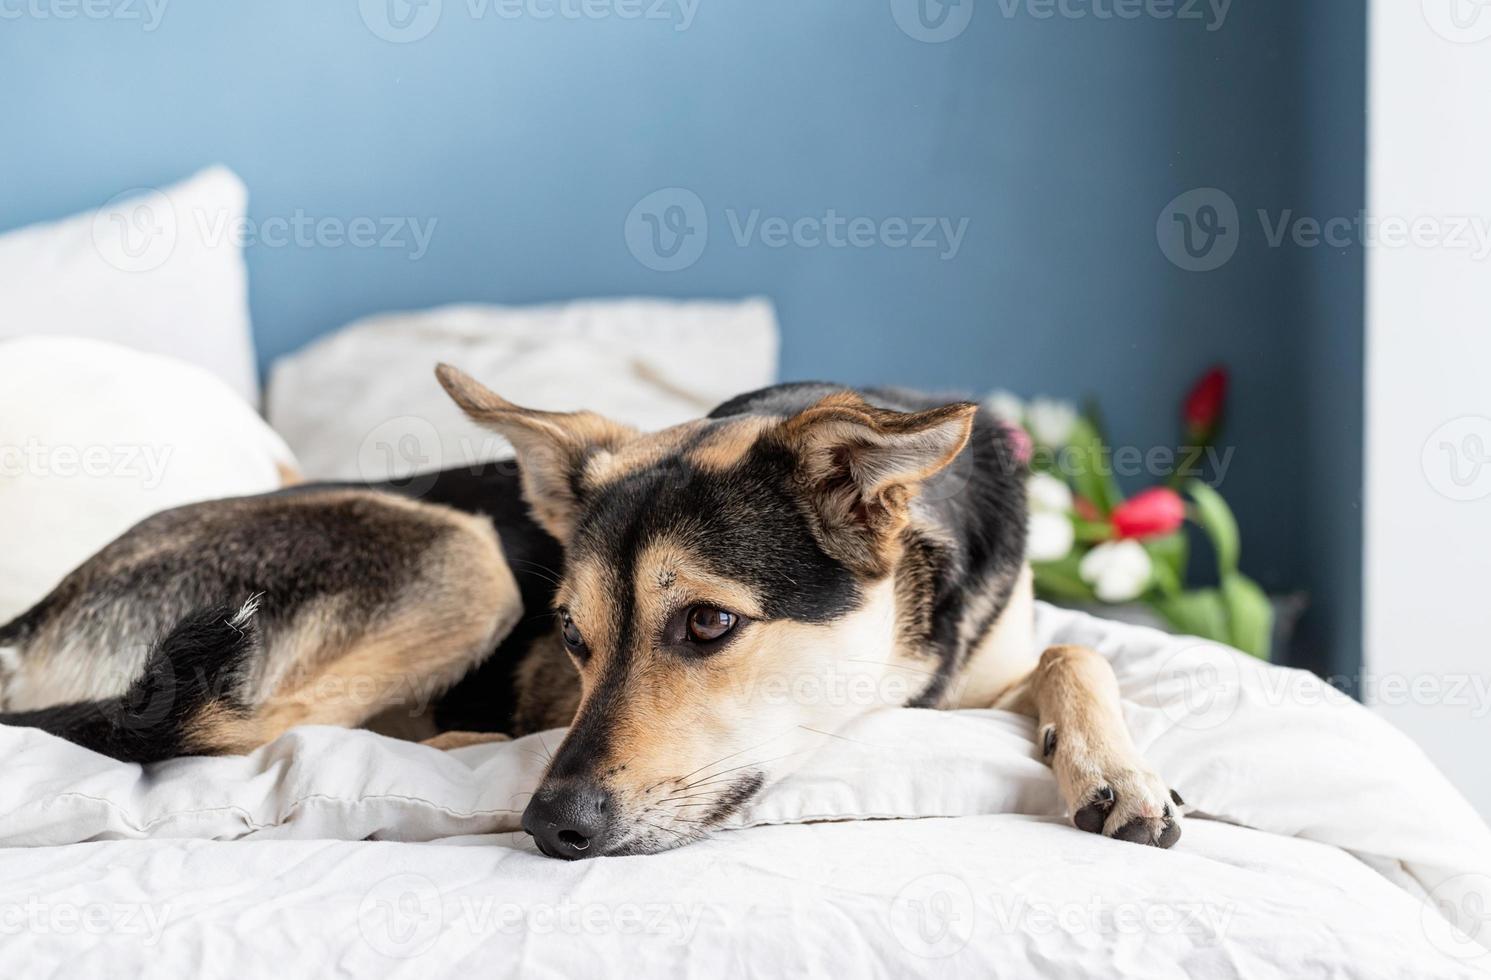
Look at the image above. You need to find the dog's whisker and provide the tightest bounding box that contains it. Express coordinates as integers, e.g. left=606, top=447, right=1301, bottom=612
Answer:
left=796, top=724, right=876, bottom=747
left=676, top=748, right=816, bottom=793
left=660, top=729, right=800, bottom=794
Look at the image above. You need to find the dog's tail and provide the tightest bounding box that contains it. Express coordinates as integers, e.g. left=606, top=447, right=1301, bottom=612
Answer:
left=0, top=599, right=261, bottom=763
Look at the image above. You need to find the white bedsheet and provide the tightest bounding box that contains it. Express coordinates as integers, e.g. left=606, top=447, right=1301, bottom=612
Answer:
left=1, top=604, right=1487, bottom=977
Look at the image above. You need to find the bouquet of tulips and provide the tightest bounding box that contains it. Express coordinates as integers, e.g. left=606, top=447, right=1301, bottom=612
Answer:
left=987, top=367, right=1274, bottom=659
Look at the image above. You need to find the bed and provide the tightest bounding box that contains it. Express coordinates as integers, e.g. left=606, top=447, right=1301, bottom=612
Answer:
left=0, top=602, right=1487, bottom=977
left=0, top=273, right=1487, bottom=976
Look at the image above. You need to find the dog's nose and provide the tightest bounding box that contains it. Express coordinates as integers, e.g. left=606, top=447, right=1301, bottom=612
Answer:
left=521, top=781, right=613, bottom=860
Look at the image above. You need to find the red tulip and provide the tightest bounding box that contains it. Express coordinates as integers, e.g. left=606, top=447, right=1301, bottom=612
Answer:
left=1111, top=487, right=1186, bottom=540
left=1184, top=366, right=1227, bottom=441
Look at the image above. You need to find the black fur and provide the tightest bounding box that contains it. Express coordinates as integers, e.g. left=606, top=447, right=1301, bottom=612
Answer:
left=0, top=604, right=257, bottom=762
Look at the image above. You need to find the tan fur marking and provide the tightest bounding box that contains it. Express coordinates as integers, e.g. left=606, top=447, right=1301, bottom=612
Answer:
left=686, top=417, right=777, bottom=473
left=421, top=730, right=512, bottom=750
left=276, top=462, right=304, bottom=487
left=184, top=506, right=523, bottom=755
left=582, top=421, right=705, bottom=487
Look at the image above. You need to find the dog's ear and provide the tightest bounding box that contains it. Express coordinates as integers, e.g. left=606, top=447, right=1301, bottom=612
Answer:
left=436, top=364, right=636, bottom=541
left=781, top=392, right=976, bottom=577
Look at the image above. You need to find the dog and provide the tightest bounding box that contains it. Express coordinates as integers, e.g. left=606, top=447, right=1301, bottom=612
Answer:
left=0, top=365, right=1182, bottom=858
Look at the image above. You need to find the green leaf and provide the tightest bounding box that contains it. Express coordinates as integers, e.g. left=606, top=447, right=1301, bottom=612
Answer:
left=1150, top=589, right=1230, bottom=644
left=1072, top=519, right=1114, bottom=544
left=1144, top=531, right=1188, bottom=597
left=1032, top=556, right=1096, bottom=603
left=1066, top=418, right=1123, bottom=517
left=1221, top=572, right=1273, bottom=659
left=1186, top=479, right=1240, bottom=575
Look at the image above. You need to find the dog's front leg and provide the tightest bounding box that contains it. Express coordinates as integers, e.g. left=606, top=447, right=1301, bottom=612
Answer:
left=998, top=644, right=1182, bottom=848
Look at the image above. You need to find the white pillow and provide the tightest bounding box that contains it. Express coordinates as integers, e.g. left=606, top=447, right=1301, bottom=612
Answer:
left=266, top=297, right=779, bottom=481
left=0, top=337, right=297, bottom=622
left=0, top=166, right=259, bottom=405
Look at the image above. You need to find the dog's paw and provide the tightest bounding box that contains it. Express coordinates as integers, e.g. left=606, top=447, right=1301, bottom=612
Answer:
left=1044, top=726, right=1182, bottom=848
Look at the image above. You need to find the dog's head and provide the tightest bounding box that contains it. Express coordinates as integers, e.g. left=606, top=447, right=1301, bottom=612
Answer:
left=437, top=365, right=977, bottom=859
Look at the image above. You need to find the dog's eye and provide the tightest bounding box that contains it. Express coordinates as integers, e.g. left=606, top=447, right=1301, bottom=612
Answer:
left=559, top=612, right=587, bottom=655
left=685, top=606, right=737, bottom=644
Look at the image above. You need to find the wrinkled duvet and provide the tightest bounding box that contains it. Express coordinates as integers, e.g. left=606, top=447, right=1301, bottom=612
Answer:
left=1, top=604, right=1487, bottom=978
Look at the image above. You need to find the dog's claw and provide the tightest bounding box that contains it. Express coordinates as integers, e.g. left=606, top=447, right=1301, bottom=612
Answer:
left=1041, top=726, right=1057, bottom=758
left=1170, top=788, right=1185, bottom=807
left=1074, top=786, right=1115, bottom=834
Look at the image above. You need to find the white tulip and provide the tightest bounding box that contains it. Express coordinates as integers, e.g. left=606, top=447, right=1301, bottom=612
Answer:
left=1026, top=397, right=1079, bottom=446
left=982, top=389, right=1025, bottom=424
left=1027, top=511, right=1075, bottom=562
left=1026, top=471, right=1073, bottom=514
left=1078, top=540, right=1153, bottom=603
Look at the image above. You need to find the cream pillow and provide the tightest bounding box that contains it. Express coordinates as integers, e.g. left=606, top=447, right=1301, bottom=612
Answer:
left=0, top=337, right=296, bottom=621
left=0, top=166, right=259, bottom=405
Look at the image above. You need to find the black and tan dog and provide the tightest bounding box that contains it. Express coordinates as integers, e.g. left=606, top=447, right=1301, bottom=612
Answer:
left=0, top=366, right=1181, bottom=858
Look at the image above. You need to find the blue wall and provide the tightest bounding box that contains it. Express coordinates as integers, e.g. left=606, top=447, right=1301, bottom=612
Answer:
left=0, top=0, right=1363, bottom=672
